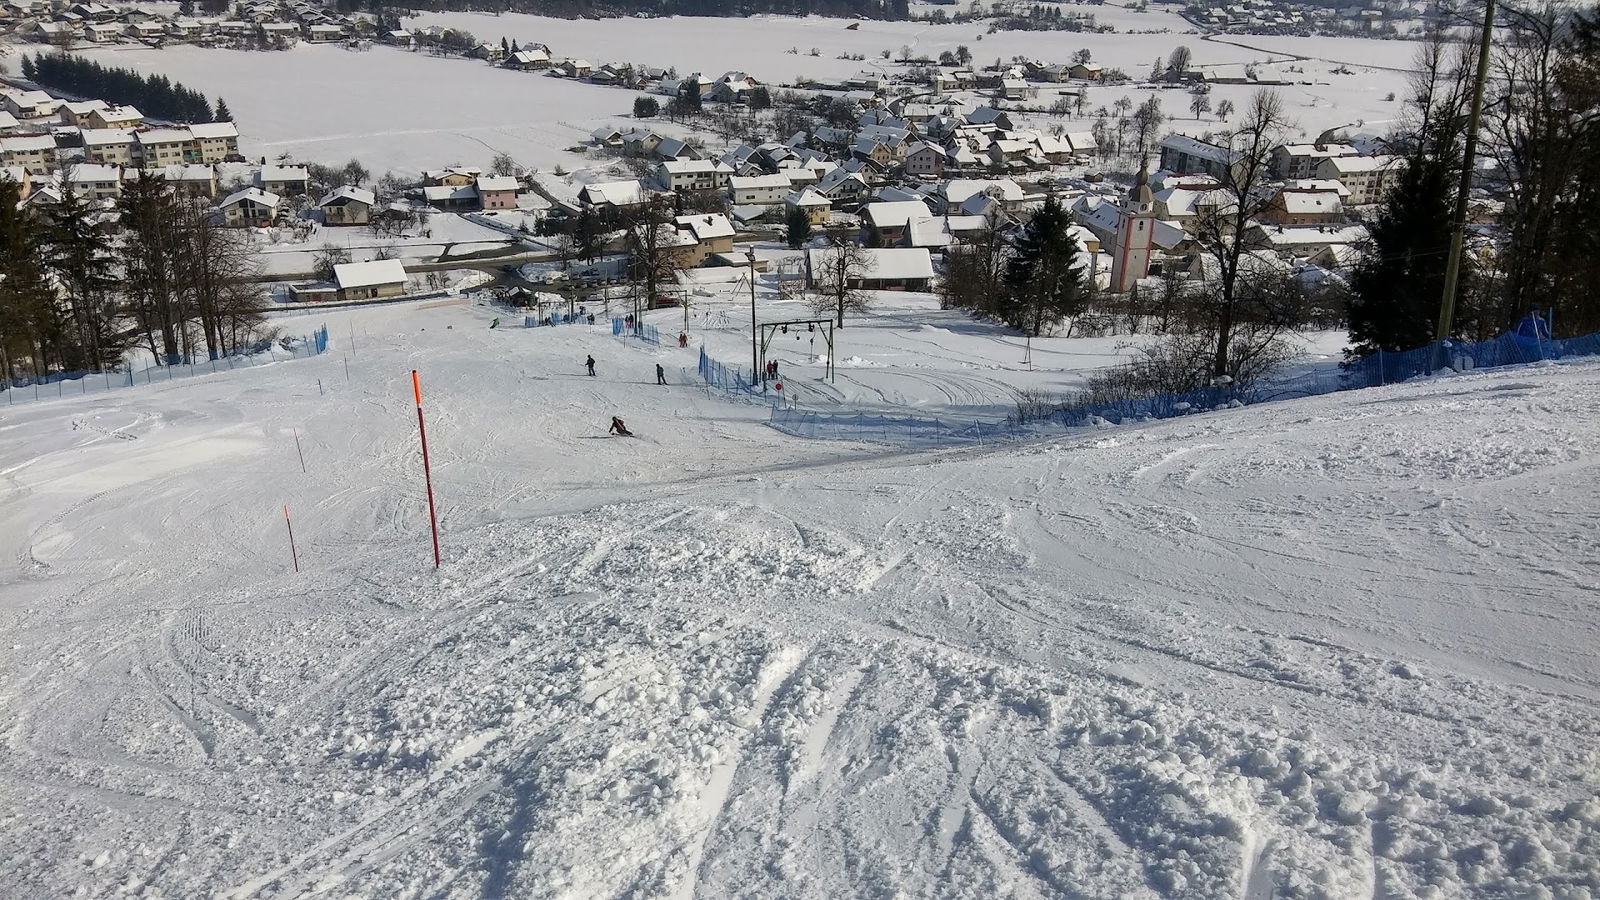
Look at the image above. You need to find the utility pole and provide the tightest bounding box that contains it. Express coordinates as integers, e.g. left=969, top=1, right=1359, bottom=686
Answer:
left=1432, top=0, right=1496, bottom=372
left=746, top=247, right=758, bottom=384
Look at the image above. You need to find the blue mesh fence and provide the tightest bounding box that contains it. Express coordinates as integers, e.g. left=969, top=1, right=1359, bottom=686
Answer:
left=697, top=347, right=770, bottom=401
left=756, top=327, right=1600, bottom=447
left=611, top=318, right=660, bottom=346
left=3, top=325, right=330, bottom=406
left=524, top=312, right=587, bottom=327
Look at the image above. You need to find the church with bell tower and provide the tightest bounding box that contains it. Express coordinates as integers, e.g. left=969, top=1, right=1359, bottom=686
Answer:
left=1109, top=164, right=1157, bottom=293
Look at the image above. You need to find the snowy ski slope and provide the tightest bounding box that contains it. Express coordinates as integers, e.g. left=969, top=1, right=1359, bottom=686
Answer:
left=2, top=299, right=1598, bottom=899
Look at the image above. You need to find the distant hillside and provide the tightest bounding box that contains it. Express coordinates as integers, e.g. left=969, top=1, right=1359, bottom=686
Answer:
left=354, top=0, right=912, bottom=21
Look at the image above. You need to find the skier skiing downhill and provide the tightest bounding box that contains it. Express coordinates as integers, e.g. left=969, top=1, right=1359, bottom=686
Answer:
left=656, top=363, right=666, bottom=386
left=608, top=416, right=632, bottom=436
left=585, top=355, right=596, bottom=376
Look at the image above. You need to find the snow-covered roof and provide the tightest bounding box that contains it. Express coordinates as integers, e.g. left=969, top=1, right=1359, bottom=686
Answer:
left=319, top=185, right=375, bottom=207
left=816, top=168, right=867, bottom=195
left=221, top=186, right=279, bottom=208
left=333, top=258, right=407, bottom=290
left=259, top=165, right=309, bottom=183
left=905, top=216, right=953, bottom=248
left=1279, top=191, right=1343, bottom=215
left=863, top=201, right=935, bottom=230
left=475, top=176, right=519, bottom=192
left=943, top=179, right=1023, bottom=205
left=728, top=174, right=791, bottom=191
left=786, top=188, right=830, bottom=208
left=0, top=135, right=55, bottom=152
left=862, top=247, right=934, bottom=279
left=423, top=184, right=477, bottom=202
left=1155, top=186, right=1233, bottom=218
left=66, top=163, right=120, bottom=182
left=81, top=128, right=134, bottom=147
left=139, top=128, right=192, bottom=145
left=1323, top=154, right=1398, bottom=174
left=675, top=213, right=734, bottom=241
left=1063, top=132, right=1096, bottom=153
left=1251, top=223, right=1369, bottom=248
left=581, top=180, right=648, bottom=206
left=189, top=122, right=238, bottom=139
left=660, top=159, right=729, bottom=175
left=1160, top=133, right=1242, bottom=166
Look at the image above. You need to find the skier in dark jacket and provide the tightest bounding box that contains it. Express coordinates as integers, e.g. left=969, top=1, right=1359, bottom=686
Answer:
left=609, top=416, right=632, bottom=436
left=656, top=363, right=666, bottom=385
left=585, top=355, right=596, bottom=376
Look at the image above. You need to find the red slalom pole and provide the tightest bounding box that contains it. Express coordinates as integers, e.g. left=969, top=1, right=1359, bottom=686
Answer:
left=412, top=370, right=442, bottom=569
left=283, top=505, right=299, bottom=573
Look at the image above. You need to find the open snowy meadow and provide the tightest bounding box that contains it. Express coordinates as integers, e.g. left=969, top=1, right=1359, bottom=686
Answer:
left=63, top=9, right=1420, bottom=178
left=3, top=296, right=1598, bottom=899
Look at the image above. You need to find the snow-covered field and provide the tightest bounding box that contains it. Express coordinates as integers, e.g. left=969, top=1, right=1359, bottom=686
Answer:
left=67, top=12, right=1418, bottom=177
left=655, top=277, right=1350, bottom=416
left=3, top=297, right=1599, bottom=899
left=75, top=42, right=638, bottom=176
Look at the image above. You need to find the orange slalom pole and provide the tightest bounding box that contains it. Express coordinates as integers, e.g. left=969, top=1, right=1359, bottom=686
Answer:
left=412, top=370, right=441, bottom=569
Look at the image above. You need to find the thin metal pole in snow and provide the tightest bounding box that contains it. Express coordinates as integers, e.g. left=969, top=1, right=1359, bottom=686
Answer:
left=293, top=427, right=307, bottom=474
left=343, top=355, right=350, bottom=383
left=412, top=370, right=442, bottom=569
left=318, top=378, right=323, bottom=396
left=283, top=505, right=299, bottom=573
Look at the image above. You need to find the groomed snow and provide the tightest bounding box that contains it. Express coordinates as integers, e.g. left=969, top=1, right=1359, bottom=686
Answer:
left=3, top=299, right=1598, bottom=898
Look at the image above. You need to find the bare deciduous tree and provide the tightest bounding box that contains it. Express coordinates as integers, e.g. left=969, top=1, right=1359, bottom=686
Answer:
left=1189, top=89, right=1292, bottom=379
left=809, top=241, right=875, bottom=327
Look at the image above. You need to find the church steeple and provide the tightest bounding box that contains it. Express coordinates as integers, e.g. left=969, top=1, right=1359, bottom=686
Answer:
left=1111, top=163, right=1157, bottom=293
left=1126, top=160, right=1154, bottom=211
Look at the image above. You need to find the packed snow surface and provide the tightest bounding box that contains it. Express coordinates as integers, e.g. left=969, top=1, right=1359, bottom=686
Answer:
left=3, top=299, right=1599, bottom=899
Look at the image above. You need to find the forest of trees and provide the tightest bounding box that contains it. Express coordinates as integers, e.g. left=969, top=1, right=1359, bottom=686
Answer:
left=1351, top=4, right=1600, bottom=352
left=0, top=176, right=270, bottom=383
left=24, top=53, right=218, bottom=123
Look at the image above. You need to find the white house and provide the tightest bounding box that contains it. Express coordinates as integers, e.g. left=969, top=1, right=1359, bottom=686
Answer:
left=332, top=259, right=408, bottom=301
left=81, top=128, right=135, bottom=165
left=727, top=174, right=790, bottom=206
left=1314, top=154, right=1400, bottom=206
left=806, top=246, right=934, bottom=291
left=0, top=135, right=56, bottom=174
left=65, top=163, right=122, bottom=200
left=578, top=179, right=651, bottom=212
left=257, top=164, right=310, bottom=196
left=219, top=187, right=280, bottom=227
left=318, top=185, right=375, bottom=225
left=658, top=159, right=731, bottom=192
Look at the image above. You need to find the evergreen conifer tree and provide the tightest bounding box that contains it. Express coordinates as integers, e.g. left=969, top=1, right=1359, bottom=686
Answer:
left=786, top=205, right=812, bottom=249
left=44, top=187, right=121, bottom=370
left=1002, top=196, right=1087, bottom=336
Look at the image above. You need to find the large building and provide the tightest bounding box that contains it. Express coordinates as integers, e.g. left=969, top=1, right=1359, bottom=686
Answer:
left=1314, top=154, right=1400, bottom=206
left=1158, top=134, right=1243, bottom=183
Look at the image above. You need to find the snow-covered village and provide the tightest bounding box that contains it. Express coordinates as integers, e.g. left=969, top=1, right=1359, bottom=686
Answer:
left=1, top=0, right=1598, bottom=896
